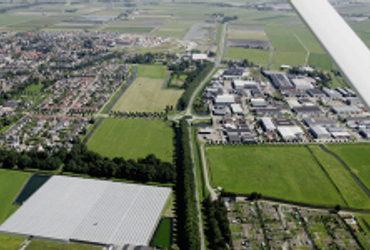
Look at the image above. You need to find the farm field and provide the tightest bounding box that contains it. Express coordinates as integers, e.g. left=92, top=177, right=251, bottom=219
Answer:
left=112, top=77, right=182, bottom=113
left=227, top=26, right=269, bottom=41
left=87, top=119, right=174, bottom=162
left=26, top=240, right=100, bottom=250
left=225, top=47, right=271, bottom=64
left=308, top=53, right=334, bottom=71
left=0, top=234, right=26, bottom=250
left=272, top=51, right=307, bottom=66
left=0, top=170, right=30, bottom=224
left=152, top=19, right=200, bottom=39
left=151, top=217, right=173, bottom=248
left=102, top=27, right=154, bottom=33
left=206, top=146, right=346, bottom=206
left=137, top=65, right=168, bottom=79
left=326, top=144, right=370, bottom=192
left=309, top=146, right=370, bottom=209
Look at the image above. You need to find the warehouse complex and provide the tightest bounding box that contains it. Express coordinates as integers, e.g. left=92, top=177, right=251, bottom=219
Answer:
left=0, top=176, right=171, bottom=248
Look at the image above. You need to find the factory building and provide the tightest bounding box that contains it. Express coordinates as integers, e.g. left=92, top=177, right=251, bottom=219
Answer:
left=310, top=126, right=331, bottom=139
left=290, top=78, right=314, bottom=90
left=260, top=117, right=276, bottom=132
left=331, top=106, right=362, bottom=115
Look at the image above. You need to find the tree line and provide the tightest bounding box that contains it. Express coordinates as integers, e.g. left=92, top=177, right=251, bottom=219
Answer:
left=175, top=119, right=201, bottom=250
left=0, top=138, right=176, bottom=184
left=178, top=62, right=214, bottom=110
left=203, top=196, right=233, bottom=250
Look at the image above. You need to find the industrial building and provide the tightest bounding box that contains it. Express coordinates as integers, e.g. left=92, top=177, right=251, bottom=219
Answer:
left=222, top=68, right=247, bottom=80
left=346, top=98, right=362, bottom=106
left=331, top=106, right=362, bottom=115
left=345, top=117, right=370, bottom=127
left=260, top=117, right=276, bottom=132
left=274, top=118, right=295, bottom=127
left=277, top=126, right=304, bottom=140
left=264, top=71, right=293, bottom=90
left=310, top=126, right=331, bottom=139
left=322, top=87, right=342, bottom=98
left=303, top=117, right=337, bottom=128
left=232, top=80, right=257, bottom=90
left=282, top=90, right=309, bottom=98
left=214, top=94, right=235, bottom=105
left=290, top=78, right=314, bottom=90
left=307, top=89, right=326, bottom=98
left=253, top=108, right=281, bottom=116
left=293, top=106, right=323, bottom=115
left=0, top=176, right=171, bottom=248
left=230, top=104, right=243, bottom=115
left=251, top=98, right=267, bottom=107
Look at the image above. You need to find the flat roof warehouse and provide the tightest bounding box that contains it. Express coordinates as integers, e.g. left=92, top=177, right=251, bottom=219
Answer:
left=289, top=0, right=370, bottom=110
left=0, top=176, right=171, bottom=248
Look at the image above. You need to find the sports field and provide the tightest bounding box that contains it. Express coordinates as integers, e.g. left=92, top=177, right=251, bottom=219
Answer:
left=206, top=146, right=346, bottom=206
left=225, top=48, right=271, bottom=64
left=326, top=144, right=370, bottom=192
left=310, top=146, right=370, bottom=209
left=137, top=65, right=168, bottom=79
left=151, top=217, right=173, bottom=248
left=112, top=77, right=183, bottom=113
left=26, top=240, right=100, bottom=250
left=0, top=170, right=30, bottom=225
left=0, top=234, right=26, bottom=250
left=87, top=119, right=174, bottom=162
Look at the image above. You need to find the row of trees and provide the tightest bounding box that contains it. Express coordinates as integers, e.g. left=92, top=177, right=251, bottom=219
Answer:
left=176, top=119, right=201, bottom=250
left=0, top=139, right=176, bottom=184
left=203, top=197, right=232, bottom=250
left=64, top=141, right=176, bottom=183
left=178, top=62, right=214, bottom=109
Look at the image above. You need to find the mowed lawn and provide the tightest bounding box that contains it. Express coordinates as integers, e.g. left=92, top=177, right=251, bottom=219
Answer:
left=137, top=65, right=168, bottom=79
left=87, top=119, right=174, bottom=162
left=225, top=48, right=271, bottom=64
left=112, top=77, right=183, bottom=113
left=0, top=234, right=26, bottom=250
left=206, top=146, right=345, bottom=206
left=326, top=144, right=370, bottom=192
left=310, top=146, right=370, bottom=209
left=26, top=240, right=100, bottom=250
left=151, top=217, right=173, bottom=248
left=0, top=169, right=30, bottom=224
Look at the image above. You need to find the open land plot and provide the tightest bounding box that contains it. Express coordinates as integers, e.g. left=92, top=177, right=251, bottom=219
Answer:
left=26, top=240, right=101, bottom=250
left=272, top=51, right=307, bottom=66
left=0, top=234, right=26, bottom=250
left=227, top=26, right=269, bottom=41
left=326, top=144, right=370, bottom=192
left=0, top=170, right=30, bottom=224
left=102, top=27, right=154, bottom=33
left=309, top=146, right=370, bottom=209
left=137, top=65, right=168, bottom=79
left=227, top=39, right=272, bottom=49
left=184, top=23, right=214, bottom=40
left=112, top=77, right=183, bottom=113
left=87, top=119, right=174, bottom=162
left=308, top=53, right=334, bottom=71
left=0, top=14, right=42, bottom=27
left=206, top=146, right=346, bottom=206
left=151, top=217, right=173, bottom=248
left=264, top=25, right=306, bottom=52
left=152, top=19, right=200, bottom=39
left=225, top=47, right=271, bottom=64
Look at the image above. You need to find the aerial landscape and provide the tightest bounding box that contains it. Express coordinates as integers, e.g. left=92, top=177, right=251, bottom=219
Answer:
left=1, top=0, right=370, bottom=250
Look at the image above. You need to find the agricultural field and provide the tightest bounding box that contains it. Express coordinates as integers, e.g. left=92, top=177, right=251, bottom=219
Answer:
left=137, top=65, right=168, bottom=79
left=151, top=217, right=173, bottom=248
left=26, top=240, right=100, bottom=250
left=206, top=146, right=346, bottom=206
left=326, top=144, right=370, bottom=192
left=0, top=170, right=30, bottom=225
left=0, top=234, right=26, bottom=250
left=225, top=47, right=271, bottom=64
left=309, top=146, right=370, bottom=209
left=227, top=26, right=269, bottom=41
left=102, top=27, right=154, bottom=33
left=152, top=19, right=200, bottom=39
left=87, top=119, right=174, bottom=162
left=112, top=77, right=183, bottom=113
left=272, top=51, right=307, bottom=66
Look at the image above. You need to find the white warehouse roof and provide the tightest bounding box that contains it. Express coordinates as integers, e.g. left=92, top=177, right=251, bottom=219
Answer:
left=289, top=0, right=370, bottom=110
left=215, top=94, right=234, bottom=104
left=0, top=176, right=171, bottom=247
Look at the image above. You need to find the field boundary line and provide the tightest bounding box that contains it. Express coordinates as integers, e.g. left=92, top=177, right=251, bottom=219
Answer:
left=294, top=33, right=310, bottom=65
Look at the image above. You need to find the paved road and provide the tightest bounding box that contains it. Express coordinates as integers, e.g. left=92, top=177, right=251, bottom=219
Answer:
left=200, top=144, right=218, bottom=200
left=185, top=23, right=227, bottom=117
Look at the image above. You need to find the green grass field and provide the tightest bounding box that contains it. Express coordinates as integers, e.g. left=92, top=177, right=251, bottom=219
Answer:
left=272, top=51, right=307, bottom=66
left=87, top=119, right=174, bottom=162
left=308, top=53, right=334, bottom=71
left=206, top=146, right=346, bottom=206
left=225, top=47, right=271, bottom=64
left=102, top=27, right=154, bottom=33
left=326, top=144, right=370, bottom=192
left=310, top=146, right=370, bottom=209
left=227, top=27, right=269, bottom=41
left=137, top=65, right=168, bottom=79
left=0, top=170, right=30, bottom=224
left=26, top=240, right=100, bottom=250
left=151, top=217, right=173, bottom=248
left=112, top=77, right=183, bottom=113
left=0, top=234, right=26, bottom=250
